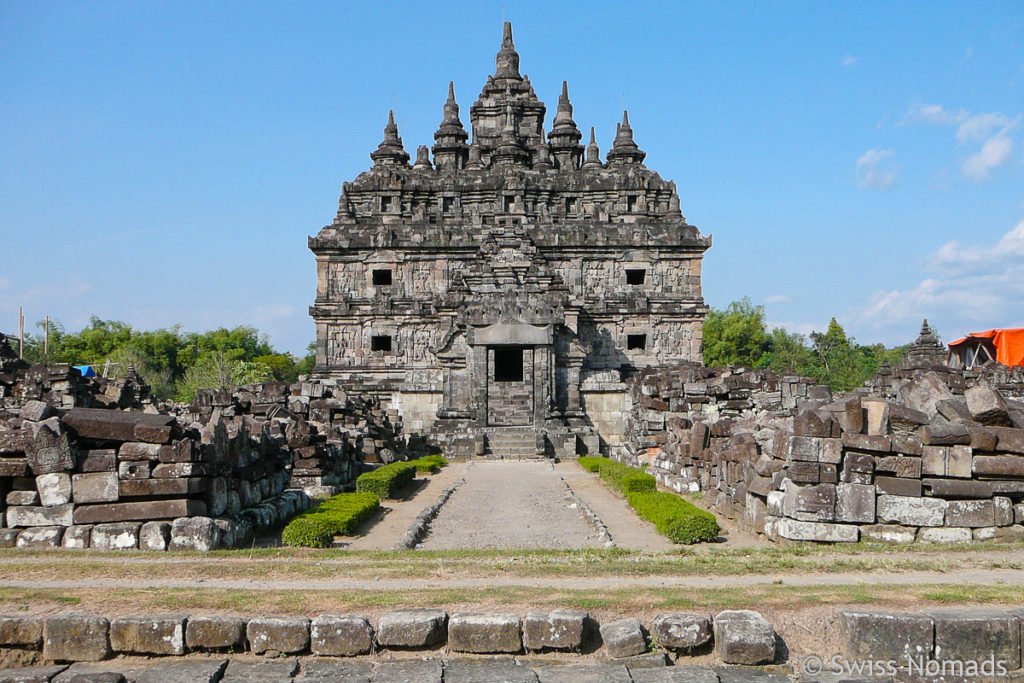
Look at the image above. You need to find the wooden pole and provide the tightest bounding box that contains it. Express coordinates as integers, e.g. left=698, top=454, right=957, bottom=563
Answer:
left=18, top=307, right=24, bottom=359
left=44, top=315, right=49, bottom=358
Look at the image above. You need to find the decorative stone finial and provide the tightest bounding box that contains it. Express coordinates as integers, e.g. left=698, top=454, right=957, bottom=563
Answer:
left=582, top=126, right=602, bottom=168
left=433, top=82, right=469, bottom=171
left=370, top=110, right=411, bottom=167
left=606, top=110, right=646, bottom=167
left=494, top=22, right=521, bottom=79
left=548, top=81, right=584, bottom=170
left=465, top=141, right=484, bottom=170
left=414, top=145, right=433, bottom=170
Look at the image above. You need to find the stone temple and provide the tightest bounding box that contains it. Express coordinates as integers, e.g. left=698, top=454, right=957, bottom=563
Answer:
left=309, top=23, right=711, bottom=458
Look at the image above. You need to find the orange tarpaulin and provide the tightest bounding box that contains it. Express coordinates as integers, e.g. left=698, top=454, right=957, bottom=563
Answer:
left=948, top=328, right=1024, bottom=368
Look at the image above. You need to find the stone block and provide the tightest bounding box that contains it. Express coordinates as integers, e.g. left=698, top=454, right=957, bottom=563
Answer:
left=310, top=614, right=374, bottom=656
left=946, top=500, right=995, bottom=528
left=522, top=609, right=587, bottom=651
left=0, top=665, right=70, bottom=682
left=73, top=499, right=206, bottom=525
left=968, top=424, right=999, bottom=451
left=62, top=525, right=92, bottom=549
left=922, top=478, right=992, bottom=499
left=650, top=613, right=711, bottom=652
left=91, top=523, right=141, bottom=550
left=0, top=529, right=18, bottom=548
left=874, top=476, right=922, bottom=497
left=862, top=400, right=890, bottom=436
left=376, top=609, right=447, bottom=648
left=888, top=403, right=929, bottom=433
left=890, top=432, right=924, bottom=456
left=919, top=423, right=972, bottom=446
left=63, top=408, right=175, bottom=444
left=977, top=525, right=1024, bottom=542
left=793, top=411, right=833, bottom=438
left=20, top=400, right=55, bottom=422
left=6, top=490, right=39, bottom=506
left=995, top=496, right=1014, bottom=526
left=7, top=505, right=74, bottom=528
left=973, top=455, right=1024, bottom=477
left=841, top=453, right=873, bottom=484
left=36, top=473, right=71, bottom=507
left=133, top=659, right=228, bottom=683
left=448, top=613, right=522, bottom=654
left=169, top=517, right=220, bottom=552
left=119, top=478, right=207, bottom=498
left=782, top=483, right=835, bottom=521
left=0, top=615, right=43, bottom=647
left=71, top=473, right=119, bottom=504
left=139, top=522, right=170, bottom=551
left=713, top=610, right=776, bottom=665
left=184, top=616, right=246, bottom=651
left=836, top=483, right=875, bottom=523
left=966, top=386, right=1012, bottom=426
left=922, top=446, right=948, bottom=476
left=898, top=372, right=954, bottom=419
left=990, top=426, right=1024, bottom=454
left=919, top=526, right=973, bottom=543
left=109, top=615, right=185, bottom=655
left=926, top=608, right=1021, bottom=670
left=246, top=616, right=310, bottom=654
left=599, top=617, right=646, bottom=658
left=948, top=445, right=972, bottom=478
left=773, top=518, right=858, bottom=542
left=839, top=610, right=933, bottom=661
left=631, top=667, right=720, bottom=683
left=298, top=660, right=372, bottom=682
left=875, top=456, right=921, bottom=478
left=442, top=660, right=536, bottom=683
left=43, top=613, right=110, bottom=662
left=15, top=526, right=63, bottom=548
left=24, top=419, right=75, bottom=476
left=877, top=495, right=946, bottom=527
left=118, top=442, right=162, bottom=460
left=80, top=449, right=117, bottom=473
left=118, top=460, right=149, bottom=480
left=221, top=658, right=298, bottom=680
left=861, top=524, right=917, bottom=544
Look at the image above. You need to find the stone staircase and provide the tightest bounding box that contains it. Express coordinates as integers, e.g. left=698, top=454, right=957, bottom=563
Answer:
left=483, top=427, right=543, bottom=459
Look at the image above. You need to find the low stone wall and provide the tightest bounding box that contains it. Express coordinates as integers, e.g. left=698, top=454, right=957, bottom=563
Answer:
left=623, top=361, right=1024, bottom=543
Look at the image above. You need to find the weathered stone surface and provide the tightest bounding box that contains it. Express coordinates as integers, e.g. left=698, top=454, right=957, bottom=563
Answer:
left=861, top=524, right=917, bottom=544
left=991, top=426, right=1024, bottom=454
left=448, top=613, right=522, bottom=654
left=535, top=663, right=631, bottom=683
left=522, top=609, right=587, bottom=651
left=79, top=450, right=117, bottom=473
left=71, top=473, right=119, bottom=504
left=875, top=455, right=921, bottom=478
left=20, top=401, right=55, bottom=423
left=0, top=615, right=43, bottom=647
left=73, top=499, right=206, bottom=525
left=6, top=490, right=39, bottom=506
left=966, top=386, right=1012, bottom=426
left=7, top=505, right=73, bottom=528
left=109, top=615, right=185, bottom=655
left=994, top=496, right=1014, bottom=526
left=713, top=610, right=775, bottom=665
left=168, top=517, right=220, bottom=552
left=372, top=660, right=443, bottom=683
left=874, top=475, right=921, bottom=497
left=771, top=518, right=858, bottom=543
left=133, top=660, right=228, bottom=683
left=782, top=483, right=834, bottom=522
left=926, top=608, right=1021, bottom=670
left=630, top=667, right=720, bottom=683
left=877, top=495, right=946, bottom=527
left=599, top=617, right=647, bottom=658
left=63, top=408, right=175, bottom=444
left=118, top=478, right=207, bottom=498
left=43, top=613, right=110, bottom=662
left=296, top=660, right=372, bottom=682
left=310, top=614, right=374, bottom=656
left=839, top=610, right=933, bottom=661
left=898, top=371, right=954, bottom=419
left=246, top=616, right=310, bottom=654
left=15, top=526, right=63, bottom=548
left=0, top=529, right=19, bottom=548
left=650, top=613, right=711, bottom=651
left=138, top=522, right=170, bottom=551
left=376, top=609, right=447, bottom=648
left=945, top=499, right=995, bottom=527
left=918, top=526, right=972, bottom=543
left=61, top=525, right=92, bottom=549
left=25, top=420, right=75, bottom=476
left=220, top=658, right=298, bottom=679
left=184, top=616, right=246, bottom=651
left=919, top=422, right=971, bottom=446
left=0, top=664, right=70, bottom=682
left=443, top=660, right=537, bottom=683
left=973, top=454, right=1024, bottom=477
left=90, top=523, right=140, bottom=550
left=36, top=473, right=71, bottom=507
left=922, top=478, right=993, bottom=499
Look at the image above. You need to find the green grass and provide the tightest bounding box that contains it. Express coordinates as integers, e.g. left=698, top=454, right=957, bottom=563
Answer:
left=409, top=454, right=448, bottom=474
left=355, top=461, right=417, bottom=499
left=281, top=492, right=381, bottom=548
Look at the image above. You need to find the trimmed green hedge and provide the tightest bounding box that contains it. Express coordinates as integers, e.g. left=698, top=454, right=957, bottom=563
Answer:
left=627, top=490, right=720, bottom=544
left=577, top=456, right=603, bottom=473
left=356, top=461, right=417, bottom=499
left=592, top=458, right=657, bottom=494
left=409, top=454, right=448, bottom=474
left=281, top=491, right=380, bottom=548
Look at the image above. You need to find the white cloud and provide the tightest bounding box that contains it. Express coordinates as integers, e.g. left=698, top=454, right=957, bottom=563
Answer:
left=955, top=112, right=1012, bottom=143
left=841, top=55, right=859, bottom=67
left=765, top=294, right=790, bottom=304
left=962, top=133, right=1014, bottom=181
left=767, top=320, right=823, bottom=337
left=856, top=148, right=897, bottom=189
left=903, top=103, right=968, bottom=126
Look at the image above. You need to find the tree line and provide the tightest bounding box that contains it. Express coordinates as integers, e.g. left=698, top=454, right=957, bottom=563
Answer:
left=19, top=317, right=315, bottom=402
left=701, top=298, right=909, bottom=391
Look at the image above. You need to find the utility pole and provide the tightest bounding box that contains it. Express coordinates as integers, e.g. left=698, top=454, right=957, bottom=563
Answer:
left=44, top=315, right=49, bottom=358
left=18, top=307, right=24, bottom=359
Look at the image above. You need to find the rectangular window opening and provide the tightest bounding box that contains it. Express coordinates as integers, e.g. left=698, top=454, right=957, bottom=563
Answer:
left=372, top=269, right=392, bottom=286
left=627, top=195, right=638, bottom=212
left=442, top=197, right=454, bottom=213
left=493, top=347, right=524, bottom=382
left=381, top=196, right=392, bottom=212
left=504, top=196, right=514, bottom=213
left=625, top=268, right=646, bottom=285
left=565, top=197, right=576, bottom=214
left=371, top=335, right=392, bottom=352
left=627, top=334, right=647, bottom=350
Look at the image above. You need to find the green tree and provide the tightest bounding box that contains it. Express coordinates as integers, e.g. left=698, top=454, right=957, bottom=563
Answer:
left=702, top=297, right=771, bottom=368
left=295, top=341, right=317, bottom=377
left=253, top=353, right=300, bottom=382
left=175, top=350, right=273, bottom=402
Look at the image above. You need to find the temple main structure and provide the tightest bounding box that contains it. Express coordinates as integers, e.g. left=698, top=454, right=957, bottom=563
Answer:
left=309, top=23, right=711, bottom=458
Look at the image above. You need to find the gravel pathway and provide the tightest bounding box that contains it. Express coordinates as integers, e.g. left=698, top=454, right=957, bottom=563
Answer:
left=419, top=461, right=605, bottom=549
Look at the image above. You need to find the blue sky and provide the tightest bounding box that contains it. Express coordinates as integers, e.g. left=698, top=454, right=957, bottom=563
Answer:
left=2, top=1, right=1022, bottom=355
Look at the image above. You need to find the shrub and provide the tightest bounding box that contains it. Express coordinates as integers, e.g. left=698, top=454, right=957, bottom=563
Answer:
left=595, top=459, right=657, bottom=495
left=627, top=490, right=720, bottom=544
left=577, top=456, right=603, bottom=473
left=409, top=454, right=448, bottom=474
left=281, top=491, right=380, bottom=548
left=356, top=461, right=417, bottom=499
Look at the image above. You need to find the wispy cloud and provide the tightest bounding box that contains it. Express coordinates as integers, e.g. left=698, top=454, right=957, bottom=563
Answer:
left=841, top=55, right=859, bottom=67
left=856, top=148, right=897, bottom=189
left=765, top=294, right=790, bottom=304
left=903, top=103, right=1019, bottom=182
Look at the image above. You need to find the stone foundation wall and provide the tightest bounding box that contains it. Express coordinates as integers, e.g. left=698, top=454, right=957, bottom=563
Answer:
left=622, top=361, right=1024, bottom=543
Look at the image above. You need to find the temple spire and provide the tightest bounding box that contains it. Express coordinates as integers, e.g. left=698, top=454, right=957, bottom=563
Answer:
left=494, top=21, right=521, bottom=79
left=606, top=110, right=646, bottom=167
left=548, top=80, right=583, bottom=170
left=370, top=110, right=410, bottom=168
left=433, top=82, right=469, bottom=170
left=581, top=126, right=602, bottom=169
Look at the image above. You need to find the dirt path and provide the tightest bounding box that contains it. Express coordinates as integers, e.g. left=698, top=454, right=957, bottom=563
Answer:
left=339, top=465, right=464, bottom=550
left=419, top=460, right=605, bottom=549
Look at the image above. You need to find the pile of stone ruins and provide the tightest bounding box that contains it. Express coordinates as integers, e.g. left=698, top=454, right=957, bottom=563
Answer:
left=623, top=321, right=1024, bottom=543
left=0, top=334, right=404, bottom=551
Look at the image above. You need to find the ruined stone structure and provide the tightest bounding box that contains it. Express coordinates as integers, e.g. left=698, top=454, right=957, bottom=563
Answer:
left=309, top=24, right=710, bottom=457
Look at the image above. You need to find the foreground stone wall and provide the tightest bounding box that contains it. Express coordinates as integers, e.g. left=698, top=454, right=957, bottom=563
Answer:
left=0, top=341, right=407, bottom=551
left=623, top=360, right=1024, bottom=543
